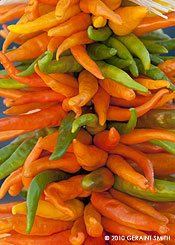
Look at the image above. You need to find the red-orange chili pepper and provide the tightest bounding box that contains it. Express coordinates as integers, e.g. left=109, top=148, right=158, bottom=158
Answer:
left=0, top=130, right=31, bottom=142
left=131, top=142, right=165, bottom=154
left=69, top=216, right=88, bottom=245
left=0, top=52, right=47, bottom=87
left=110, top=95, right=151, bottom=108
left=8, top=182, right=23, bottom=197
left=91, top=192, right=168, bottom=234
left=0, top=104, right=66, bottom=131
left=107, top=154, right=149, bottom=190
left=0, top=88, right=27, bottom=99
left=110, top=143, right=155, bottom=193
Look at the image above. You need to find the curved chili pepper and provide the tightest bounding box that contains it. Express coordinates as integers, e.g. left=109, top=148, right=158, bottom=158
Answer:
left=87, top=25, right=112, bottom=41
left=104, top=36, right=138, bottom=77
left=69, top=216, right=87, bottom=245
left=72, top=113, right=98, bottom=133
left=91, top=192, right=168, bottom=234
left=26, top=169, right=70, bottom=234
left=87, top=43, right=117, bottom=61
left=50, top=112, right=79, bottom=160
left=96, top=61, right=148, bottom=93
left=108, top=108, right=137, bottom=135
left=81, top=167, right=114, bottom=192
left=114, top=175, right=175, bottom=202
left=8, top=181, right=23, bottom=197
left=149, top=139, right=175, bottom=155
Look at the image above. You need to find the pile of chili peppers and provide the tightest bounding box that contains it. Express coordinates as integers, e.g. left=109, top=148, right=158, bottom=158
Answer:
left=1, top=0, right=175, bottom=244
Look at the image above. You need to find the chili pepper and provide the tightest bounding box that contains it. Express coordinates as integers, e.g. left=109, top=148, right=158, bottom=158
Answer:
left=71, top=45, right=104, bottom=79
left=47, top=36, right=65, bottom=54
left=107, top=154, right=149, bottom=190
left=108, top=108, right=137, bottom=135
left=140, top=39, right=168, bottom=54
left=9, top=181, right=23, bottom=197
left=0, top=4, right=26, bottom=24
left=0, top=64, right=29, bottom=76
left=4, top=230, right=72, bottom=245
left=38, top=51, right=53, bottom=72
left=93, top=87, right=110, bottom=126
left=149, top=139, right=175, bottom=156
left=104, top=36, right=138, bottom=77
left=26, top=169, right=70, bottom=234
left=114, top=175, right=175, bottom=202
left=158, top=59, right=175, bottom=76
left=107, top=89, right=169, bottom=121
left=80, top=0, right=122, bottom=26
left=38, top=0, right=58, bottom=5
left=141, top=29, right=171, bottom=41
left=0, top=105, right=66, bottom=131
left=39, top=55, right=83, bottom=73
left=87, top=25, right=112, bottom=41
left=69, top=71, right=98, bottom=107
left=134, top=12, right=175, bottom=36
left=73, top=139, right=108, bottom=171
left=8, top=4, right=81, bottom=34
left=0, top=52, right=47, bottom=87
left=155, top=38, right=175, bottom=51
left=84, top=202, right=103, bottom=237
left=50, top=112, right=79, bottom=160
left=56, top=30, right=93, bottom=60
left=81, top=167, right=114, bottom=192
left=86, top=122, right=107, bottom=135
left=106, top=56, right=132, bottom=68
left=24, top=152, right=80, bottom=178
left=72, top=113, right=98, bottom=133
left=87, top=43, right=117, bottom=61
left=96, top=61, right=147, bottom=93
left=117, top=34, right=150, bottom=70
left=135, top=77, right=170, bottom=90
left=62, top=98, right=82, bottom=119
left=48, top=12, right=91, bottom=37
left=0, top=129, right=46, bottom=180
left=149, top=54, right=164, bottom=66
left=0, top=78, right=30, bottom=89
left=84, top=232, right=106, bottom=245
left=69, top=216, right=88, bottom=245
left=0, top=130, right=31, bottom=142
left=55, top=0, right=80, bottom=19
left=92, top=15, right=107, bottom=28
left=93, top=128, right=120, bottom=151
left=109, top=6, right=149, bottom=36
left=91, top=192, right=168, bottom=234
left=131, top=142, right=164, bottom=154
left=25, top=0, right=39, bottom=21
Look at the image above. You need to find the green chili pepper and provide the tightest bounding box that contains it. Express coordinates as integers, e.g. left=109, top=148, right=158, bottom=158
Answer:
left=0, top=129, right=47, bottom=180
left=140, top=39, right=168, bottom=54
left=39, top=55, right=83, bottom=73
left=86, top=122, right=107, bottom=135
left=106, top=56, right=132, bottom=68
left=17, top=53, right=46, bottom=77
left=26, top=170, right=70, bottom=234
left=96, top=61, right=148, bottom=93
left=136, top=109, right=175, bottom=129
left=72, top=113, right=98, bottom=133
left=155, top=39, right=175, bottom=51
left=117, top=33, right=150, bottom=70
left=149, top=139, right=175, bottom=156
left=149, top=54, right=164, bottom=66
left=0, top=78, right=29, bottom=89
left=87, top=25, right=112, bottom=41
left=19, top=187, right=27, bottom=199
left=87, top=43, right=117, bottom=61
left=113, top=175, right=175, bottom=201
left=135, top=58, right=175, bottom=91
left=37, top=51, right=53, bottom=72
left=107, top=108, right=137, bottom=135
left=50, top=112, right=79, bottom=161
left=140, top=29, right=171, bottom=41
left=104, top=37, right=138, bottom=77
left=81, top=167, right=114, bottom=192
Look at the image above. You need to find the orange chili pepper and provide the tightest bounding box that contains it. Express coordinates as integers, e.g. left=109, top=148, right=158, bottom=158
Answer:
left=110, top=95, right=151, bottom=108
left=107, top=89, right=169, bottom=121
left=80, top=0, right=122, bottom=26
left=109, top=6, right=148, bottom=36
left=56, top=31, right=93, bottom=60
left=0, top=168, right=22, bottom=199
left=93, top=128, right=120, bottom=151
left=0, top=88, right=27, bottom=99
left=110, top=189, right=168, bottom=223
left=62, top=98, right=82, bottom=118
left=49, top=73, right=78, bottom=88
left=73, top=139, right=108, bottom=171
left=84, top=232, right=106, bottom=245
left=120, top=129, right=175, bottom=145
left=84, top=202, right=103, bottom=237
left=107, top=154, right=149, bottom=190
left=131, top=142, right=165, bottom=154
left=100, top=78, right=136, bottom=101
left=8, top=182, right=23, bottom=197
left=71, top=45, right=104, bottom=79
left=25, top=0, right=40, bottom=21
left=34, top=65, right=78, bottom=97
left=47, top=36, right=65, bottom=53
left=0, top=4, right=20, bottom=14
left=69, top=216, right=88, bottom=245
left=110, top=144, right=155, bottom=193
left=0, top=130, right=30, bottom=142
left=134, top=12, right=175, bottom=36
left=48, top=13, right=91, bottom=37
left=0, top=4, right=26, bottom=24
left=38, top=0, right=58, bottom=5
left=154, top=91, right=175, bottom=108
left=91, top=192, right=168, bottom=234
left=102, top=0, right=121, bottom=10
left=135, top=78, right=170, bottom=90
left=68, top=70, right=98, bottom=107
left=56, top=0, right=80, bottom=19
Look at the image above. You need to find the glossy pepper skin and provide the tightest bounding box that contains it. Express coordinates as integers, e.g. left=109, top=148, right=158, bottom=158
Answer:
left=114, top=175, right=175, bottom=202
left=87, top=25, right=112, bottom=41
left=72, top=113, right=98, bottom=133
left=137, top=109, right=175, bottom=129
left=87, top=43, right=117, bottom=61
left=149, top=139, right=175, bottom=155
left=26, top=170, right=70, bottom=234
left=50, top=112, right=79, bottom=160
